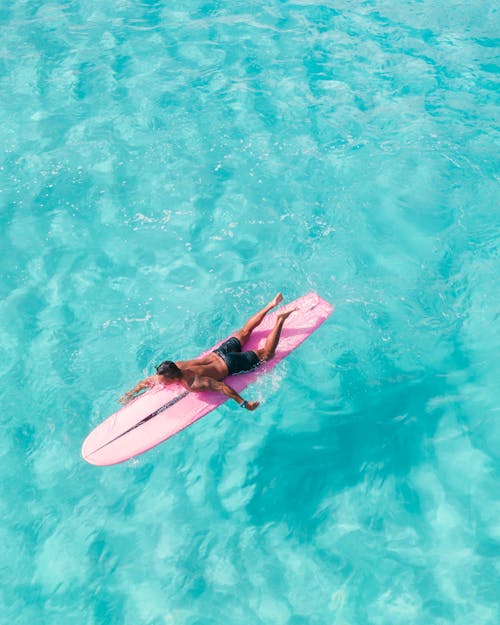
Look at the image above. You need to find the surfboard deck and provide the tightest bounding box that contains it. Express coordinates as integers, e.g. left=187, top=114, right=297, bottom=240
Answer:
left=82, top=292, right=333, bottom=466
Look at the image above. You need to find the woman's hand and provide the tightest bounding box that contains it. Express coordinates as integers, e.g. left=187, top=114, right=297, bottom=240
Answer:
left=118, top=377, right=154, bottom=404
left=244, top=401, right=260, bottom=411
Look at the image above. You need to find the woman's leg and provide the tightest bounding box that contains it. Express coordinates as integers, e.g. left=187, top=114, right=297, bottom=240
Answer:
left=232, top=293, right=283, bottom=347
left=255, top=309, right=296, bottom=362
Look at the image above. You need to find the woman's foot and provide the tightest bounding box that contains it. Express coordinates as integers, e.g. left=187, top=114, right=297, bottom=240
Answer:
left=269, top=292, right=284, bottom=308
left=277, top=308, right=296, bottom=322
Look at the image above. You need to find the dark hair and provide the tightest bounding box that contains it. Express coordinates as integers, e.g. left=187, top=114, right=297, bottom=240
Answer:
left=156, top=360, right=182, bottom=379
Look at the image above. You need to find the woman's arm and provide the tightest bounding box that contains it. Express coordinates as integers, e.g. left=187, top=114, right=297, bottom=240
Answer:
left=188, top=376, right=259, bottom=411
left=119, top=376, right=156, bottom=404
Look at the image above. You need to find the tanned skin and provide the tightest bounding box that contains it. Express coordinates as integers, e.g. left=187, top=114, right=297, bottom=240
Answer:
left=120, top=293, right=296, bottom=411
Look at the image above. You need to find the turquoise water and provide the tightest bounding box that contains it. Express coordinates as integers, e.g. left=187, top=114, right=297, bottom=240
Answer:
left=1, top=0, right=499, bottom=622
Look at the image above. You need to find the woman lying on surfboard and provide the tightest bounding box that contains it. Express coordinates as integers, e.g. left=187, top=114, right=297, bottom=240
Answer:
left=119, top=293, right=295, bottom=411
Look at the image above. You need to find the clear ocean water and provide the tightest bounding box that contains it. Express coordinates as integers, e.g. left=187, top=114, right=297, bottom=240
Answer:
left=1, top=1, right=499, bottom=623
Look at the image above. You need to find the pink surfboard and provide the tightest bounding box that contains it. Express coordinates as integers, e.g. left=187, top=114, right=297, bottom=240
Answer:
left=82, top=292, right=333, bottom=466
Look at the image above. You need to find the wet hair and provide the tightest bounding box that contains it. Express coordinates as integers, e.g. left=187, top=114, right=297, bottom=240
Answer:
left=156, top=360, right=182, bottom=379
